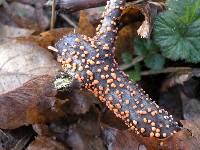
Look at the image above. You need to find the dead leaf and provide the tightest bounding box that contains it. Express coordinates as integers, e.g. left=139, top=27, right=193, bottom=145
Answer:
left=101, top=123, right=200, bottom=150
left=0, top=126, right=33, bottom=150
left=115, top=22, right=141, bottom=63
left=113, top=2, right=163, bottom=62
left=161, top=69, right=200, bottom=91
left=135, top=2, right=164, bottom=38
left=77, top=11, right=96, bottom=37
left=0, top=39, right=60, bottom=93
left=0, top=75, right=68, bottom=129
left=0, top=7, right=17, bottom=27
left=45, top=108, right=105, bottom=150
left=181, top=93, right=200, bottom=123
left=84, top=8, right=103, bottom=26
left=181, top=120, right=200, bottom=143
left=17, top=28, right=74, bottom=50
left=101, top=124, right=142, bottom=150
left=16, top=10, right=96, bottom=49
left=0, top=23, right=34, bottom=38
left=101, top=109, right=128, bottom=130
left=139, top=129, right=200, bottom=150
left=32, top=124, right=51, bottom=137
left=27, top=136, right=67, bottom=150
left=64, top=89, right=96, bottom=115
left=3, top=1, right=49, bottom=31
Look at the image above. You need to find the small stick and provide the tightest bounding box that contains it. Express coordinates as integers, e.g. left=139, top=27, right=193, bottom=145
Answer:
left=50, top=0, right=56, bottom=29
left=48, top=46, right=58, bottom=52
left=55, top=0, right=136, bottom=13
left=59, top=13, right=78, bottom=28
left=141, top=67, right=192, bottom=76
left=54, top=0, right=181, bottom=138
left=120, top=55, right=145, bottom=70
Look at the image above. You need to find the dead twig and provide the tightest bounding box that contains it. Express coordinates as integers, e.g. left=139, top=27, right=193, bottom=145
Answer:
left=50, top=0, right=138, bottom=13
left=50, top=0, right=56, bottom=29
left=141, top=67, right=192, bottom=76
left=120, top=55, right=145, bottom=70
left=59, top=13, right=78, bottom=28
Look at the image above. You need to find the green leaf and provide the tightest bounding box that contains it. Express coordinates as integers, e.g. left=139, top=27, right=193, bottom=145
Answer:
left=121, top=52, right=132, bottom=64
left=167, top=0, right=200, bottom=22
left=144, top=53, right=165, bottom=70
left=154, top=0, right=200, bottom=63
left=134, top=37, right=159, bottom=56
left=0, top=0, right=5, bottom=5
left=126, top=64, right=141, bottom=82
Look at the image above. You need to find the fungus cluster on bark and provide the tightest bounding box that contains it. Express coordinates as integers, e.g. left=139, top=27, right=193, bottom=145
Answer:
left=51, top=0, right=181, bottom=138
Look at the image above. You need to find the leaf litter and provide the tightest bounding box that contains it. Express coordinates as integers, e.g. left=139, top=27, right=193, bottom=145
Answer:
left=0, top=0, right=200, bottom=149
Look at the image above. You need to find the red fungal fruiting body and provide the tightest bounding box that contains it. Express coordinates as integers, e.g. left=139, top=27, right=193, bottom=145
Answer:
left=54, top=0, right=180, bottom=138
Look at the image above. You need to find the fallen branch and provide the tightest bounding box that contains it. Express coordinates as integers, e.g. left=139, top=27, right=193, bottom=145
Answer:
left=120, top=55, right=145, bottom=70
left=141, top=67, right=192, bottom=76
left=52, top=0, right=146, bottom=13
left=50, top=0, right=56, bottom=29
left=52, top=0, right=181, bottom=139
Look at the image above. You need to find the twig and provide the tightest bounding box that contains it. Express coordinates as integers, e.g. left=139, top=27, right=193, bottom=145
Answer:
left=50, top=0, right=56, bottom=29
left=54, top=0, right=180, bottom=138
left=0, top=129, right=9, bottom=139
left=54, top=0, right=136, bottom=13
left=59, top=13, right=78, bottom=28
left=120, top=55, right=145, bottom=70
left=141, top=67, right=192, bottom=76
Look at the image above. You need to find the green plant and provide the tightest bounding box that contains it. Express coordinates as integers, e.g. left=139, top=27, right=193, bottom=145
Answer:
left=125, top=64, right=141, bottom=82
left=121, top=52, right=133, bottom=64
left=121, top=38, right=165, bottom=82
left=0, top=0, right=5, bottom=5
left=134, top=37, right=165, bottom=70
left=154, top=0, right=200, bottom=63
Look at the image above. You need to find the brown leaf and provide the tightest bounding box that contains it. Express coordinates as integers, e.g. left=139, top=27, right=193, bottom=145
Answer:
left=3, top=1, right=49, bottom=31
left=114, top=2, right=163, bottom=62
left=139, top=129, right=200, bottom=150
left=0, top=75, right=68, bottom=129
left=84, top=8, right=102, bottom=26
left=161, top=69, right=200, bottom=91
left=17, top=28, right=74, bottom=50
left=32, top=124, right=51, bottom=137
left=101, top=123, right=200, bottom=150
left=181, top=93, right=200, bottom=143
left=0, top=126, right=33, bottom=150
left=181, top=93, right=200, bottom=123
left=115, top=22, right=140, bottom=63
left=135, top=2, right=164, bottom=38
left=0, top=23, right=34, bottom=38
left=181, top=120, right=200, bottom=144
left=101, top=124, right=142, bottom=150
left=77, top=10, right=96, bottom=37
left=101, top=108, right=128, bottom=130
left=17, top=10, right=96, bottom=49
left=160, top=129, right=200, bottom=150
left=65, top=89, right=96, bottom=115
left=27, top=136, right=67, bottom=150
left=0, top=39, right=60, bottom=93
left=0, top=7, right=17, bottom=27
left=31, top=108, right=105, bottom=150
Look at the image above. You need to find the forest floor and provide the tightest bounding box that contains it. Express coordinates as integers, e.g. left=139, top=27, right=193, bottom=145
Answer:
left=0, top=0, right=200, bottom=150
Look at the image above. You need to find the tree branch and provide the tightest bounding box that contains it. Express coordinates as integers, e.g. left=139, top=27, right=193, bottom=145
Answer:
left=141, top=67, right=192, bottom=76
left=55, top=0, right=139, bottom=13
left=120, top=55, right=145, bottom=70
left=53, top=0, right=181, bottom=139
